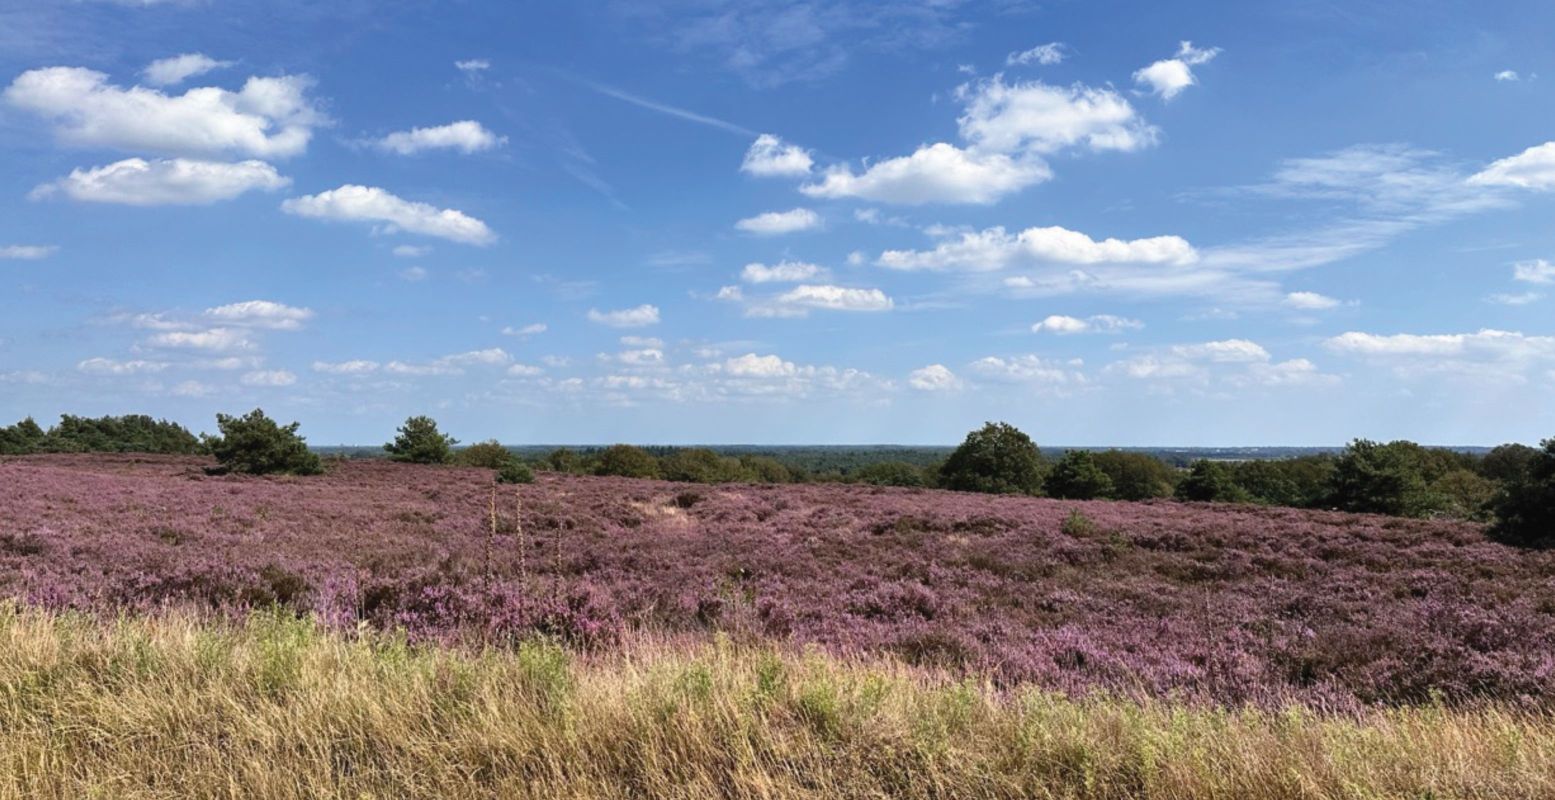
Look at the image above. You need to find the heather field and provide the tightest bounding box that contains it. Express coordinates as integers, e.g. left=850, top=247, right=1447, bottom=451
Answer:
left=4, top=453, right=1554, bottom=711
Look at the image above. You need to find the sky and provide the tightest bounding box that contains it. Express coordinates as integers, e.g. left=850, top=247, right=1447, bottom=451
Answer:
left=2, top=0, right=1554, bottom=447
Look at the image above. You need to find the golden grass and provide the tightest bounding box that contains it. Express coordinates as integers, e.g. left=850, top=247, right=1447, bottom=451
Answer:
left=1, top=605, right=1552, bottom=799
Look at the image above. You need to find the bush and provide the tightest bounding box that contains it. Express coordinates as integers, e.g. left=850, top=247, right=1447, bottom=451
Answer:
left=1430, top=469, right=1496, bottom=520
left=738, top=455, right=794, bottom=484
left=0, top=415, right=200, bottom=456
left=1092, top=450, right=1176, bottom=500
left=1176, top=460, right=1249, bottom=503
left=661, top=448, right=745, bottom=483
left=203, top=409, right=322, bottom=476
left=1490, top=438, right=1555, bottom=549
left=384, top=416, right=457, bottom=464
left=456, top=440, right=533, bottom=484
left=938, top=422, right=1044, bottom=495
left=854, top=461, right=927, bottom=488
left=1232, top=456, right=1334, bottom=507
left=1044, top=450, right=1115, bottom=500
left=497, top=461, right=535, bottom=485
left=0, top=417, right=47, bottom=455
left=592, top=444, right=661, bottom=479
left=1328, top=439, right=1442, bottom=517
left=543, top=447, right=582, bottom=474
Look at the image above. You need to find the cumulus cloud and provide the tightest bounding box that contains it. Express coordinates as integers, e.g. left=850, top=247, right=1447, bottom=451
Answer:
left=1514, top=259, right=1555, bottom=284
left=588, top=304, right=660, bottom=328
left=31, top=158, right=288, bottom=205
left=1469, top=142, right=1555, bottom=190
left=502, top=323, right=548, bottom=336
left=204, top=300, right=313, bottom=330
left=455, top=59, right=490, bottom=74
left=142, top=53, right=232, bottom=86
left=741, top=134, right=812, bottom=176
left=0, top=245, right=57, bottom=260
left=724, top=353, right=796, bottom=377
left=3, top=67, right=324, bottom=158
left=1324, top=329, right=1555, bottom=381
left=147, top=327, right=255, bottom=351
left=741, top=260, right=823, bottom=283
left=957, top=77, right=1159, bottom=155
left=1133, top=41, right=1221, bottom=100
left=908, top=364, right=962, bottom=391
left=878, top=225, right=1197, bottom=271
left=240, top=369, right=297, bottom=387
left=734, top=207, right=821, bottom=235
left=1031, top=314, right=1143, bottom=334
left=373, top=120, right=505, bottom=155
left=1283, top=291, right=1341, bottom=310
left=392, top=244, right=431, bottom=258
left=1495, top=70, right=1520, bottom=82
left=769, top=284, right=892, bottom=313
left=77, top=357, right=167, bottom=375
left=1006, top=42, right=1067, bottom=66
left=1171, top=338, right=1270, bottom=362
left=507, top=363, right=544, bottom=377
left=969, top=355, right=1086, bottom=386
left=281, top=185, right=495, bottom=245
left=800, top=144, right=1049, bottom=205
left=1488, top=291, right=1542, bottom=306
left=312, top=360, right=379, bottom=374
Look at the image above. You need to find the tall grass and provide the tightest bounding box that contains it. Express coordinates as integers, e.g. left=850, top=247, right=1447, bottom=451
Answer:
left=1, top=604, right=1551, bottom=799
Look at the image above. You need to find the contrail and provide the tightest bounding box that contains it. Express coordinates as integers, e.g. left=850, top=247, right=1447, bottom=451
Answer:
left=574, top=77, right=758, bottom=138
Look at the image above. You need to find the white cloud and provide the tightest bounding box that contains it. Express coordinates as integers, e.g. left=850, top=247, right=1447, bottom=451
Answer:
left=312, top=360, right=379, bottom=374
left=399, top=266, right=429, bottom=282
left=799, top=143, right=1050, bottom=205
left=1495, top=70, right=1520, bottom=82
left=969, top=355, right=1086, bottom=386
left=0, top=245, right=57, bottom=260
left=605, top=348, right=665, bottom=367
left=908, top=364, right=962, bottom=391
left=1238, top=358, right=1339, bottom=388
left=506, top=363, right=544, bottom=377
left=1469, top=142, right=1555, bottom=190
left=1283, top=291, right=1341, bottom=310
left=31, top=158, right=289, bottom=205
left=281, top=185, right=495, bottom=245
left=1488, top=291, right=1542, bottom=306
left=741, top=134, right=812, bottom=177
left=1133, top=41, right=1221, bottom=100
left=588, top=304, right=660, bottom=327
left=1031, top=314, right=1142, bottom=334
left=240, top=369, right=296, bottom=387
left=147, top=327, right=255, bottom=351
left=384, top=361, right=460, bottom=377
left=392, top=244, right=431, bottom=258
left=1006, top=42, right=1067, bottom=67
left=741, top=260, right=823, bottom=283
left=1324, top=329, right=1555, bottom=382
left=502, top=323, right=548, bottom=336
left=724, top=353, right=796, bottom=377
left=879, top=225, right=1197, bottom=271
left=3, top=67, right=323, bottom=158
left=957, top=76, right=1159, bottom=155
left=142, top=53, right=232, bottom=87
left=1514, top=259, right=1555, bottom=284
left=77, top=357, right=166, bottom=375
left=438, top=348, right=511, bottom=367
left=204, top=300, right=313, bottom=330
left=455, top=59, right=490, bottom=74
left=170, top=380, right=214, bottom=397
left=374, top=120, right=505, bottom=155
left=715, top=285, right=744, bottom=301
left=771, top=284, right=893, bottom=313
left=1171, top=338, right=1270, bottom=362
left=735, top=207, right=821, bottom=235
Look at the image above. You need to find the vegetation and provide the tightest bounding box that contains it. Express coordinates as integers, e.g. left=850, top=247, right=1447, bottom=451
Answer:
left=1043, top=450, right=1114, bottom=500
left=384, top=415, right=457, bottom=464
left=853, top=460, right=929, bottom=487
left=1490, top=438, right=1555, bottom=549
left=456, top=439, right=534, bottom=484
left=1176, top=460, right=1247, bottom=503
left=1092, top=449, right=1176, bottom=500
left=592, top=444, right=662, bottom=479
left=203, top=409, right=323, bottom=476
left=0, top=414, right=199, bottom=455
left=3, top=606, right=1553, bottom=799
left=937, top=422, right=1045, bottom=495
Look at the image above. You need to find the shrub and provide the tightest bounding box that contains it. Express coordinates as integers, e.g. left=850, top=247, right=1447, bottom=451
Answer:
left=661, top=448, right=745, bottom=483
left=1060, top=508, right=1096, bottom=537
left=738, top=455, right=795, bottom=484
left=0, top=417, right=46, bottom=455
left=1176, top=460, right=1248, bottom=503
left=204, top=409, right=322, bottom=476
left=854, top=461, right=927, bottom=488
left=1092, top=450, right=1176, bottom=500
left=384, top=416, right=457, bottom=464
left=592, top=444, right=661, bottom=479
left=1328, top=439, right=1442, bottom=517
left=1490, top=438, right=1555, bottom=549
left=543, top=447, right=582, bottom=474
left=1430, top=469, right=1496, bottom=520
left=497, top=461, right=535, bottom=485
left=1044, top=450, right=1115, bottom=500
left=457, top=440, right=534, bottom=484
left=46, top=414, right=203, bottom=454
left=938, top=422, right=1044, bottom=495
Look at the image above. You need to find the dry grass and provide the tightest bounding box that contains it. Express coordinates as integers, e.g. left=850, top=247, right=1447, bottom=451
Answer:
left=1, top=605, right=1552, bottom=799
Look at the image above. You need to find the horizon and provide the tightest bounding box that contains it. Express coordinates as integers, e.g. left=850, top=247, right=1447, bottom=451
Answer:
left=3, top=1, right=1554, bottom=445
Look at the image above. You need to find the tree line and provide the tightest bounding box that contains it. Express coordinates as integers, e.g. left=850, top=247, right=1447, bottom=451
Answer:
left=3, top=413, right=1551, bottom=548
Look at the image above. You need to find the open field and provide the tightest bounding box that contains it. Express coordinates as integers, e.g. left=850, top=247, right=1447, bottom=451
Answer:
left=3, top=606, right=1554, bottom=800
left=4, top=453, right=1554, bottom=710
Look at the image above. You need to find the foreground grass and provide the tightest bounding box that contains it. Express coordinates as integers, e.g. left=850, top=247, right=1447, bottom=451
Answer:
left=0, top=607, right=1552, bottom=799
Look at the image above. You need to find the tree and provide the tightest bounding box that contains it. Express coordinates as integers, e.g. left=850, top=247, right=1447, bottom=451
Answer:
left=204, top=409, right=322, bottom=476
left=457, top=440, right=533, bottom=484
left=0, top=417, right=46, bottom=455
left=1092, top=450, right=1176, bottom=500
left=384, top=415, right=457, bottom=464
left=1430, top=469, right=1496, bottom=520
left=854, top=461, right=927, bottom=488
left=543, top=447, right=582, bottom=473
left=592, top=444, right=661, bottom=479
left=1176, top=460, right=1248, bottom=503
left=1489, top=438, right=1555, bottom=549
left=738, top=455, right=794, bottom=484
left=938, top=422, right=1044, bottom=495
left=1481, top=443, right=1539, bottom=484
left=660, top=448, right=744, bottom=483
left=1044, top=450, right=1115, bottom=500
left=1328, top=439, right=1442, bottom=517
left=1233, top=456, right=1334, bottom=508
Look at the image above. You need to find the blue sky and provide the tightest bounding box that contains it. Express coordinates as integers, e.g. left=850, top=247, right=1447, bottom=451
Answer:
left=2, top=0, right=1554, bottom=446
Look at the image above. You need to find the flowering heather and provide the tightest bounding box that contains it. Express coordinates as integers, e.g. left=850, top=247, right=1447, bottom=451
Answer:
left=3, top=453, right=1554, bottom=709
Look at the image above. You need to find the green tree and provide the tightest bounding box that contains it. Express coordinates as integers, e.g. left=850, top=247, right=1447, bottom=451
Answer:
left=854, top=461, right=928, bottom=488
left=661, top=448, right=745, bottom=483
left=1489, top=438, right=1555, bottom=548
left=543, top=447, right=582, bottom=473
left=1430, top=469, right=1496, bottom=520
left=1044, top=450, right=1115, bottom=500
left=1092, top=450, right=1175, bottom=500
left=938, top=422, right=1044, bottom=495
left=0, top=417, right=47, bottom=455
left=1328, top=439, right=1442, bottom=517
left=1480, top=443, right=1539, bottom=484
left=1176, top=460, right=1249, bottom=503
left=456, top=440, right=534, bottom=484
left=592, top=444, right=661, bottom=479
left=738, top=455, right=794, bottom=484
left=204, top=409, right=322, bottom=476
left=384, top=415, right=457, bottom=464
